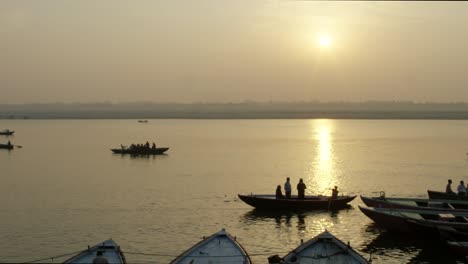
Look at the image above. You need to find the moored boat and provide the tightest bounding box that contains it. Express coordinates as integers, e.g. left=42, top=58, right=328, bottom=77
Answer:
left=0, top=129, right=14, bottom=136
left=360, top=195, right=468, bottom=212
left=238, top=194, right=356, bottom=211
left=111, top=147, right=169, bottom=155
left=269, top=230, right=370, bottom=264
left=63, top=239, right=126, bottom=264
left=0, top=143, right=14, bottom=150
left=447, top=240, right=468, bottom=256
left=428, top=190, right=468, bottom=201
left=359, top=206, right=468, bottom=233
left=170, top=228, right=251, bottom=264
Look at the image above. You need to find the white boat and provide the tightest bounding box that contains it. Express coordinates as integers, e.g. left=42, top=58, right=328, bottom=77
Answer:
left=170, top=228, right=252, bottom=264
left=278, top=231, right=370, bottom=264
left=63, top=239, right=126, bottom=264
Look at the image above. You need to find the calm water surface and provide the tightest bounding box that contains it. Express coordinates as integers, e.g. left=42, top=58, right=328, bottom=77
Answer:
left=1, top=119, right=468, bottom=263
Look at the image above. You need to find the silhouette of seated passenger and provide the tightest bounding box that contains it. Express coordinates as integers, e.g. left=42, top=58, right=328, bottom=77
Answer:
left=275, top=185, right=284, bottom=199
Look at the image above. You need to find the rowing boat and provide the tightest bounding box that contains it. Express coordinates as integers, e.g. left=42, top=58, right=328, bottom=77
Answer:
left=238, top=194, right=356, bottom=211
left=360, top=195, right=468, bottom=212
left=359, top=206, right=468, bottom=233
left=0, top=144, right=13, bottom=150
left=170, top=228, right=251, bottom=264
left=427, top=190, right=468, bottom=201
left=110, top=147, right=169, bottom=155
left=63, top=239, right=126, bottom=264
left=0, top=130, right=14, bottom=136
left=272, top=230, right=370, bottom=263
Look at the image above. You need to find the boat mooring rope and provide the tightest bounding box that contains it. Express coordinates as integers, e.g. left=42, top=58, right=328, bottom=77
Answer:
left=18, top=249, right=86, bottom=263
left=13, top=250, right=291, bottom=263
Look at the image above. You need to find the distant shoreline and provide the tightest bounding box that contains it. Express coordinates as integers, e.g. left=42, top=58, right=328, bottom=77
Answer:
left=3, top=102, right=468, bottom=119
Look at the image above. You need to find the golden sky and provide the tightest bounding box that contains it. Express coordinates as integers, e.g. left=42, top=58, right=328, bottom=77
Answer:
left=1, top=1, right=468, bottom=103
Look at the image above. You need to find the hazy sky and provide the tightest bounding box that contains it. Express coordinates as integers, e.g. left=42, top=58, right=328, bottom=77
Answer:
left=2, top=1, right=468, bottom=104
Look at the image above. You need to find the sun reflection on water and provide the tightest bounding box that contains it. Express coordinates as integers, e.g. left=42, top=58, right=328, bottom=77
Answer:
left=308, top=119, right=340, bottom=195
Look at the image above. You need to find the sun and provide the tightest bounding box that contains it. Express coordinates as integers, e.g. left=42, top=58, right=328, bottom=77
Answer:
left=319, top=36, right=331, bottom=47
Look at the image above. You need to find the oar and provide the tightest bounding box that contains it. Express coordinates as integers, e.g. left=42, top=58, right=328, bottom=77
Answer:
left=14, top=145, right=22, bottom=148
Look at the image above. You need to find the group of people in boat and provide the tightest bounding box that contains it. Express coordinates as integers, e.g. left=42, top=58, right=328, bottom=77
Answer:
left=275, top=177, right=339, bottom=200
left=123, top=141, right=157, bottom=151
left=446, top=179, right=468, bottom=196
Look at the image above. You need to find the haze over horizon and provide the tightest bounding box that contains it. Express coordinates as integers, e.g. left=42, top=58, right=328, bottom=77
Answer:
left=2, top=1, right=468, bottom=104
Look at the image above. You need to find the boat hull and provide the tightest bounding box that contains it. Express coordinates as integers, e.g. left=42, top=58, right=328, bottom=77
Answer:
left=279, top=231, right=370, bottom=264
left=360, top=195, right=468, bottom=212
left=447, top=241, right=468, bottom=256
left=238, top=194, right=356, bottom=211
left=360, top=206, right=468, bottom=235
left=63, top=239, right=126, bottom=264
left=111, top=147, right=169, bottom=155
left=0, top=144, right=13, bottom=150
left=359, top=206, right=413, bottom=232
left=170, top=229, right=251, bottom=264
left=0, top=131, right=14, bottom=136
left=428, top=190, right=468, bottom=201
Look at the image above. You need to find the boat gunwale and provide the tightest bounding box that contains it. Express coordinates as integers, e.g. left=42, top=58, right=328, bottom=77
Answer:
left=282, top=230, right=370, bottom=264
left=170, top=229, right=252, bottom=264
left=62, top=239, right=126, bottom=264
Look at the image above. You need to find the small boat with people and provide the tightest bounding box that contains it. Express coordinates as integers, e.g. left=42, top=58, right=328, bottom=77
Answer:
left=170, top=228, right=252, bottom=264
left=238, top=194, right=356, bottom=211
left=111, top=141, right=169, bottom=155
left=427, top=190, right=468, bottom=201
left=63, top=239, right=126, bottom=264
left=268, top=230, right=370, bottom=264
left=0, top=129, right=14, bottom=136
left=360, top=194, right=468, bottom=212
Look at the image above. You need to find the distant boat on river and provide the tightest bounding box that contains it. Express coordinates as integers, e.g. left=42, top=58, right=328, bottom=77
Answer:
left=137, top=120, right=148, bottom=123
left=0, top=143, right=14, bottom=150
left=238, top=194, right=356, bottom=211
left=111, top=147, right=169, bottom=155
left=269, top=230, right=370, bottom=264
left=170, top=228, right=251, bottom=264
left=63, top=239, right=126, bottom=264
left=0, top=129, right=14, bottom=136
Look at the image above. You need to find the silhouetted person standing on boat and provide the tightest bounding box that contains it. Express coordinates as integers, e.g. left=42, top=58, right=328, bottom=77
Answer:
left=7, top=140, right=11, bottom=146
left=284, top=177, right=292, bottom=199
left=297, top=178, right=306, bottom=199
left=458, top=181, right=466, bottom=196
left=275, top=185, right=284, bottom=199
left=92, top=251, right=108, bottom=264
left=145, top=141, right=150, bottom=149
left=331, top=186, right=339, bottom=199
left=446, top=179, right=455, bottom=194
left=152, top=142, right=156, bottom=149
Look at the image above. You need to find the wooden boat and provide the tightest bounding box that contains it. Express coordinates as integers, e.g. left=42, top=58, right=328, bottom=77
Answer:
left=0, top=130, right=14, bottom=136
left=272, top=230, right=370, bottom=264
left=359, top=206, right=468, bottom=233
left=238, top=194, right=356, bottom=211
left=137, top=120, right=148, bottom=123
left=170, top=228, right=252, bottom=264
left=110, top=147, right=169, bottom=155
left=447, top=240, right=468, bottom=256
left=428, top=190, right=468, bottom=201
left=438, top=225, right=468, bottom=241
left=0, top=143, right=13, bottom=150
left=360, top=195, right=468, bottom=212
left=63, top=239, right=126, bottom=264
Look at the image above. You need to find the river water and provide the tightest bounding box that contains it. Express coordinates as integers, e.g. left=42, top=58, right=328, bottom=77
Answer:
left=1, top=119, right=467, bottom=263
